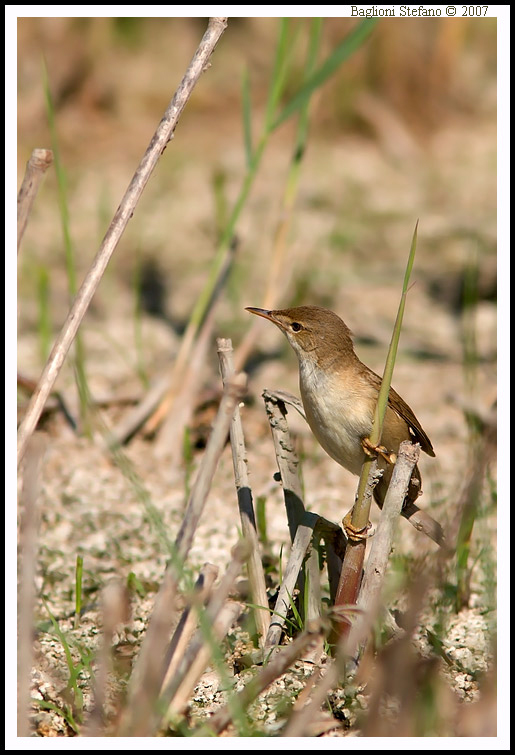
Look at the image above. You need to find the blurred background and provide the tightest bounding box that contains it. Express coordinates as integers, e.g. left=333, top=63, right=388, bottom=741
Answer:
left=17, top=16, right=496, bottom=346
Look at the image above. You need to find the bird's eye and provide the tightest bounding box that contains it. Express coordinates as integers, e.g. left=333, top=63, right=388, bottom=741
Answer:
left=291, top=322, right=302, bottom=332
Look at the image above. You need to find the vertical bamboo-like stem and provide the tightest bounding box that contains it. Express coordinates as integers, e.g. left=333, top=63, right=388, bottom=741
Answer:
left=217, top=338, right=270, bottom=644
left=17, top=434, right=46, bottom=737
left=17, top=148, right=53, bottom=253
left=262, top=390, right=306, bottom=540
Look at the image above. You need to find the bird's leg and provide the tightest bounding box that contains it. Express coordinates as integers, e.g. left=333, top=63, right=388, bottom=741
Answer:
left=361, top=437, right=397, bottom=465
left=342, top=510, right=374, bottom=542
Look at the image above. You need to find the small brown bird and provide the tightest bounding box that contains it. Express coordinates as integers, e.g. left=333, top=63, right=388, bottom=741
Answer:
left=246, top=305, right=439, bottom=539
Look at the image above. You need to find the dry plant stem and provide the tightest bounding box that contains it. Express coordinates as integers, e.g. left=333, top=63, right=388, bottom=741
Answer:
left=359, top=573, right=429, bottom=737
left=358, top=442, right=420, bottom=616
left=174, top=372, right=247, bottom=562
left=117, top=570, right=178, bottom=736
left=161, top=564, right=219, bottom=691
left=265, top=514, right=344, bottom=649
left=17, top=434, right=46, bottom=737
left=16, top=17, right=228, bottom=467
left=166, top=601, right=242, bottom=719
left=262, top=389, right=306, bottom=540
left=265, top=511, right=320, bottom=648
left=332, top=458, right=380, bottom=638
left=17, top=372, right=77, bottom=431
left=401, top=500, right=445, bottom=545
left=85, top=581, right=130, bottom=736
left=152, top=306, right=216, bottom=460
left=203, top=624, right=323, bottom=736
left=17, top=148, right=53, bottom=253
left=283, top=588, right=381, bottom=737
left=108, top=371, right=172, bottom=445
left=159, top=543, right=249, bottom=727
left=217, top=338, right=270, bottom=643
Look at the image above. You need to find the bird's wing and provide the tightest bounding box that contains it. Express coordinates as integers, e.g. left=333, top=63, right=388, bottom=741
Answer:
left=368, top=371, right=436, bottom=457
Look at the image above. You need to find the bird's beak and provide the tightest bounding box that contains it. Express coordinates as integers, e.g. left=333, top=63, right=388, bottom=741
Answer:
left=245, top=306, right=278, bottom=325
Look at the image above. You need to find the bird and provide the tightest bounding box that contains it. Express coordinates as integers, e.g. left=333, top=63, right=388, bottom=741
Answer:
left=246, top=304, right=442, bottom=544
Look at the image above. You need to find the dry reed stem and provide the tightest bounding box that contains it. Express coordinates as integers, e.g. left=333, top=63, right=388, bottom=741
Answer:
left=262, top=389, right=306, bottom=539
left=359, top=571, right=429, bottom=737
left=16, top=17, right=228, bottom=466
left=401, top=499, right=445, bottom=545
left=84, top=580, right=130, bottom=736
left=217, top=338, right=270, bottom=645
left=265, top=511, right=319, bottom=649
left=17, top=433, right=46, bottom=737
left=282, top=590, right=380, bottom=737
left=17, top=148, right=53, bottom=253
left=166, top=601, right=242, bottom=719
left=262, top=390, right=347, bottom=648
left=203, top=623, right=323, bottom=736
left=117, top=569, right=178, bottom=736
left=174, top=372, right=247, bottom=562
left=152, top=307, right=216, bottom=459
left=358, top=441, right=420, bottom=613
left=161, top=564, right=219, bottom=692
left=158, top=542, right=249, bottom=729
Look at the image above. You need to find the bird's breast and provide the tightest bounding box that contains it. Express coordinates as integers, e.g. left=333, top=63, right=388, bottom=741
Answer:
left=299, top=360, right=375, bottom=475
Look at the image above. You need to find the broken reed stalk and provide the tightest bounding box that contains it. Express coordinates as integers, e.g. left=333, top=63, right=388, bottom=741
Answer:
left=333, top=222, right=419, bottom=637
left=282, top=577, right=386, bottom=738
left=158, top=543, right=250, bottom=734
left=116, top=569, right=178, bottom=736
left=262, top=389, right=306, bottom=540
left=216, top=338, right=270, bottom=645
left=165, top=601, right=242, bottom=720
left=201, top=623, right=323, bottom=736
left=357, top=441, right=420, bottom=616
left=17, top=433, right=46, bottom=737
left=161, top=564, right=219, bottom=692
left=265, top=511, right=318, bottom=648
left=262, top=389, right=346, bottom=648
left=174, top=372, right=247, bottom=562
left=17, top=148, right=53, bottom=253
left=85, top=581, right=130, bottom=737
left=16, top=16, right=228, bottom=467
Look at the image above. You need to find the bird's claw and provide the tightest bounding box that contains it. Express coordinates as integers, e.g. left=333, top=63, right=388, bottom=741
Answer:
left=342, top=511, right=374, bottom=543
left=361, top=437, right=397, bottom=465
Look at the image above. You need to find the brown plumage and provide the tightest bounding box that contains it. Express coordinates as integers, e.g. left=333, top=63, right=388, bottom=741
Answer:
left=246, top=304, right=435, bottom=514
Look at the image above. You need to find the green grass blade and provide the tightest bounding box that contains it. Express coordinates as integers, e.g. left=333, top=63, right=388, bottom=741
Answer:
left=241, top=66, right=253, bottom=167
left=74, top=555, right=83, bottom=629
left=353, top=221, right=418, bottom=518
left=42, top=58, right=91, bottom=435
left=371, top=220, right=418, bottom=445
left=272, top=18, right=378, bottom=131
left=264, top=18, right=291, bottom=127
